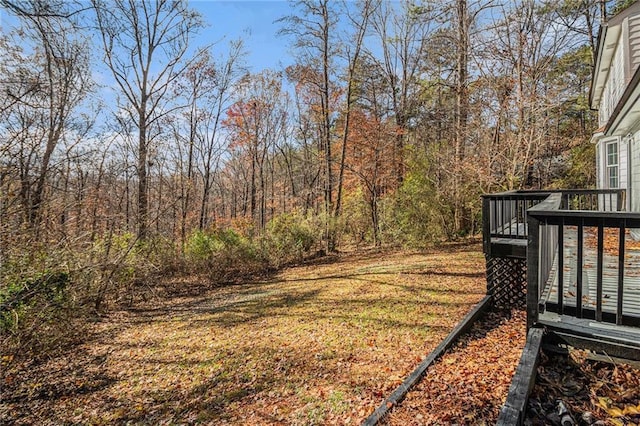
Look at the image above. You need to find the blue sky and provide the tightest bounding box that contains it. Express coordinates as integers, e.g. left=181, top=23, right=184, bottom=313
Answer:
left=191, top=0, right=295, bottom=72
left=0, top=1, right=295, bottom=72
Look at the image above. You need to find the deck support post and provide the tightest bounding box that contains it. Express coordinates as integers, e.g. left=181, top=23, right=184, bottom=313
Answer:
left=527, top=214, right=540, bottom=330
left=482, top=196, right=491, bottom=258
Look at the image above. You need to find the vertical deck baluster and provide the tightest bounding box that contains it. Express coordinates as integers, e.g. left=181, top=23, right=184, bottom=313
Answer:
left=514, top=198, right=519, bottom=238
left=524, top=199, right=529, bottom=237
left=576, top=222, right=583, bottom=318
left=557, top=219, right=564, bottom=314
left=508, top=197, right=513, bottom=237
left=511, top=197, right=516, bottom=237
left=518, top=198, right=523, bottom=237
left=520, top=198, right=525, bottom=237
left=512, top=198, right=516, bottom=237
left=494, top=198, right=498, bottom=233
left=495, top=198, right=500, bottom=234
left=617, top=223, right=625, bottom=325
left=501, top=199, right=506, bottom=236
left=504, top=197, right=509, bottom=236
left=596, top=222, right=604, bottom=322
left=541, top=223, right=547, bottom=283
left=491, top=198, right=496, bottom=234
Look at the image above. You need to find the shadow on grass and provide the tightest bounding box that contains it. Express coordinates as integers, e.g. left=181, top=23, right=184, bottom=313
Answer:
left=118, top=280, right=483, bottom=332
left=89, top=342, right=358, bottom=424
left=1, top=344, right=117, bottom=415
left=1, top=242, right=486, bottom=424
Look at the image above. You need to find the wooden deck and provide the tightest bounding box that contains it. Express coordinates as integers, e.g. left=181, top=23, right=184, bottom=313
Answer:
left=540, top=226, right=640, bottom=325
left=483, top=189, right=640, bottom=423
left=489, top=221, right=528, bottom=258
left=483, top=189, right=640, bottom=359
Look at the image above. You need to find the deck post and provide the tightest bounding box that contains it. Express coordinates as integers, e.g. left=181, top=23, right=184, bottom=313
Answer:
left=482, top=196, right=491, bottom=257
left=617, top=190, right=625, bottom=211
left=527, top=214, right=540, bottom=330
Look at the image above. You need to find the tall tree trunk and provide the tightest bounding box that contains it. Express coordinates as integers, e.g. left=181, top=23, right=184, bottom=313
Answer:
left=335, top=0, right=372, bottom=217
left=321, top=1, right=334, bottom=252
left=138, top=106, right=148, bottom=240
left=453, top=0, right=469, bottom=235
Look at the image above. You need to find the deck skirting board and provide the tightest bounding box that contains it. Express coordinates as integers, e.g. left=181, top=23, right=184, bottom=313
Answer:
left=539, top=314, right=640, bottom=360
left=486, top=256, right=527, bottom=310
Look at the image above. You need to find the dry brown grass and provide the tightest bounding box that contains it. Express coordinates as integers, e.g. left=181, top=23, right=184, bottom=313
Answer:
left=1, top=242, right=485, bottom=425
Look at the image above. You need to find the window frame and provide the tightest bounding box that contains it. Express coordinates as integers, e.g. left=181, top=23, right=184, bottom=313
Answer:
left=606, top=140, right=619, bottom=189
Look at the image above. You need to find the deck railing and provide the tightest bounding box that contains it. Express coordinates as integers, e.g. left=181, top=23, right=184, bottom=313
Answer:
left=559, top=189, right=625, bottom=211
left=481, top=191, right=551, bottom=257
left=482, top=189, right=638, bottom=329
left=525, top=189, right=640, bottom=328
left=481, top=189, right=625, bottom=257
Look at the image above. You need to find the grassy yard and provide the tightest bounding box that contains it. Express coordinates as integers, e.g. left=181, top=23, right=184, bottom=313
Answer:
left=1, top=242, right=486, bottom=425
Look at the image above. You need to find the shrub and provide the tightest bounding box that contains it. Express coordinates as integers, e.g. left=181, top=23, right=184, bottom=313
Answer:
left=381, top=169, right=447, bottom=247
left=185, top=229, right=224, bottom=263
left=185, top=228, right=268, bottom=278
left=336, top=189, right=371, bottom=246
left=0, top=244, right=79, bottom=360
left=265, top=212, right=316, bottom=266
left=0, top=271, right=69, bottom=330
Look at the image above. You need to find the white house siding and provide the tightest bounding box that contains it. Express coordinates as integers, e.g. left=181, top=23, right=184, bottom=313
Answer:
left=599, top=37, right=626, bottom=127
left=621, top=137, right=629, bottom=192
left=629, top=14, right=640, bottom=76
left=631, top=132, right=640, bottom=240
left=631, top=131, right=640, bottom=212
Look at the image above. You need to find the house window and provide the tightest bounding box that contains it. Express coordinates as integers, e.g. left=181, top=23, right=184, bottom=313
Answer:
left=606, top=141, right=619, bottom=188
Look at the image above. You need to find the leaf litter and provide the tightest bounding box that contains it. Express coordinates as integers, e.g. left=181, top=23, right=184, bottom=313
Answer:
left=383, top=309, right=527, bottom=425
left=527, top=350, right=640, bottom=426
left=1, top=243, right=486, bottom=425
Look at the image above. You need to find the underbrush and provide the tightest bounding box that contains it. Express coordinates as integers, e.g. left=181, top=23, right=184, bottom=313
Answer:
left=0, top=212, right=320, bottom=363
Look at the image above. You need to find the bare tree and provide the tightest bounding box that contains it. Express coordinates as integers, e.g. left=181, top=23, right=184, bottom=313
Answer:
left=1, top=0, right=92, bottom=233
left=334, top=0, right=376, bottom=217
left=223, top=71, right=290, bottom=230
left=168, top=41, right=245, bottom=247
left=92, top=0, right=203, bottom=240
left=280, top=0, right=338, bottom=252
left=368, top=0, right=429, bottom=187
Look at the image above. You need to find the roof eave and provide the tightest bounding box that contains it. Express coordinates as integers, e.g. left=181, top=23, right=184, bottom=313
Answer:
left=589, top=25, right=606, bottom=108
left=604, top=64, right=640, bottom=136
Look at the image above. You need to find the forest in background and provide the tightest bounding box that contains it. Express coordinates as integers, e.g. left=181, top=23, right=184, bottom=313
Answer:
left=0, top=0, right=631, bottom=355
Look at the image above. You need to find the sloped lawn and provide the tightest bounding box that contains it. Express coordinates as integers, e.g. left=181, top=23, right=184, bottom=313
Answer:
left=1, top=243, right=485, bottom=425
